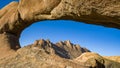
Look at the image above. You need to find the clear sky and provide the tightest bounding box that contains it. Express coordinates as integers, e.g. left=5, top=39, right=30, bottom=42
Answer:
left=0, top=0, right=120, bottom=56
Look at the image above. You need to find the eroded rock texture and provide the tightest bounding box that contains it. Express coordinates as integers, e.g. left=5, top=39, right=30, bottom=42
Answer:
left=0, top=39, right=90, bottom=68
left=74, top=52, right=120, bottom=68
left=0, top=0, right=120, bottom=58
left=0, top=39, right=119, bottom=68
left=32, top=39, right=90, bottom=59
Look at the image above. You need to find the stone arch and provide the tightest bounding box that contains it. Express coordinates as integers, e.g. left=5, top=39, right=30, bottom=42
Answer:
left=0, top=0, right=120, bottom=58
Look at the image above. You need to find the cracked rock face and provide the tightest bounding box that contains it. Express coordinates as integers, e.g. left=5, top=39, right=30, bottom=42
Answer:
left=0, top=0, right=120, bottom=58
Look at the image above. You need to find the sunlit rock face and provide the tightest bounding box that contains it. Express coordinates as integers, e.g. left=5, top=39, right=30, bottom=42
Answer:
left=32, top=39, right=90, bottom=59
left=74, top=52, right=120, bottom=68
left=0, top=0, right=120, bottom=58
left=0, top=39, right=90, bottom=68
left=0, top=39, right=120, bottom=68
left=104, top=56, right=120, bottom=63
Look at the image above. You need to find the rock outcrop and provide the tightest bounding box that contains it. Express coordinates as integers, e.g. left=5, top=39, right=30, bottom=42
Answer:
left=0, top=39, right=90, bottom=68
left=0, top=39, right=120, bottom=68
left=104, top=56, right=120, bottom=63
left=0, top=0, right=120, bottom=58
left=31, top=39, right=90, bottom=59
left=74, top=52, right=120, bottom=68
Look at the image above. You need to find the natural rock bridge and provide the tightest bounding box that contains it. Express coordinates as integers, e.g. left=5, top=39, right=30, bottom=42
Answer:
left=0, top=0, right=120, bottom=58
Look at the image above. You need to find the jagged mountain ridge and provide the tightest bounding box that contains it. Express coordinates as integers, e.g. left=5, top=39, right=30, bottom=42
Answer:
left=0, top=39, right=120, bottom=68
left=31, top=39, right=90, bottom=59
left=0, top=39, right=90, bottom=68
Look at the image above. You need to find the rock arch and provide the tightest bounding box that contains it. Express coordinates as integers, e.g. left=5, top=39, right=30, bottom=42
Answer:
left=0, top=0, right=120, bottom=58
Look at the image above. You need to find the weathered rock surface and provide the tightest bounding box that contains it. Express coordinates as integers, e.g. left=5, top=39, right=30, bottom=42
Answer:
left=74, top=52, right=120, bottom=68
left=0, top=0, right=120, bottom=60
left=104, top=56, right=120, bottom=63
left=0, top=39, right=120, bottom=68
left=31, top=39, right=90, bottom=59
left=0, top=39, right=90, bottom=68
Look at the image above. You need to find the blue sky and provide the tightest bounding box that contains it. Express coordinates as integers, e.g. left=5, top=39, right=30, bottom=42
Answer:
left=1, top=0, right=120, bottom=56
